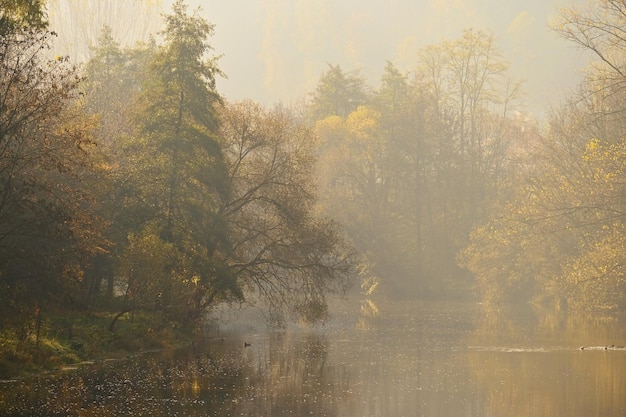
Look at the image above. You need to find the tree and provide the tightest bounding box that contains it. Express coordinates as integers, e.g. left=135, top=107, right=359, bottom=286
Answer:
left=459, top=128, right=626, bottom=311
left=560, top=138, right=626, bottom=311
left=80, top=25, right=155, bottom=303
left=219, top=100, right=353, bottom=324
left=407, top=29, right=524, bottom=294
left=111, top=0, right=232, bottom=326
left=315, top=105, right=393, bottom=288
left=307, top=32, right=523, bottom=297
left=0, top=26, right=104, bottom=336
left=371, top=62, right=433, bottom=293
left=0, top=0, right=46, bottom=35
left=552, top=0, right=626, bottom=139
left=82, top=25, right=142, bottom=147
left=424, top=29, right=519, bottom=226
left=461, top=1, right=626, bottom=313
left=307, top=64, right=370, bottom=122
left=552, top=0, right=626, bottom=104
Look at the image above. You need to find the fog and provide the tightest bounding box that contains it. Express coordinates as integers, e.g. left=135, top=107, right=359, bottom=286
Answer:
left=198, top=0, right=587, bottom=116
left=3, top=2, right=626, bottom=413
left=38, top=0, right=623, bottom=302
left=34, top=0, right=623, bottom=308
left=50, top=0, right=588, bottom=117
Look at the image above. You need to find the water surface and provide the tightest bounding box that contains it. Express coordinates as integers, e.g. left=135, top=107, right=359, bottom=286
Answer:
left=1, top=298, right=625, bottom=416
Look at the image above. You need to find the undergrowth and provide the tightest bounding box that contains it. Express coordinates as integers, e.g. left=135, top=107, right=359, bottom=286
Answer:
left=0, top=311, right=192, bottom=379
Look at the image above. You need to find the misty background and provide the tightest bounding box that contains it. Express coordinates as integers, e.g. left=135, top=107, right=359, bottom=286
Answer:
left=3, top=2, right=626, bottom=414
left=49, top=0, right=587, bottom=117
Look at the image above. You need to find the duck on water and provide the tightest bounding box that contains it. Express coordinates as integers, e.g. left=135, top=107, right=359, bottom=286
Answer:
left=579, top=345, right=625, bottom=351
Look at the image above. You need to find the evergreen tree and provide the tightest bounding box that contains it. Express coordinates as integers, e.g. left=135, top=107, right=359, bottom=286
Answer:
left=113, top=0, right=233, bottom=326
left=308, top=64, right=370, bottom=121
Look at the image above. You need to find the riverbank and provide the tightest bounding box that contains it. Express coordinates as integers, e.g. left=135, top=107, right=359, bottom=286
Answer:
left=3, top=299, right=626, bottom=417
left=0, top=310, right=194, bottom=379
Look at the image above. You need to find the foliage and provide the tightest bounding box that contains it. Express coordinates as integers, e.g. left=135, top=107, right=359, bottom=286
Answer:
left=219, top=100, right=354, bottom=324
left=0, top=26, right=105, bottom=337
left=0, top=0, right=46, bottom=35
left=107, top=0, right=233, bottom=326
left=312, top=31, right=522, bottom=296
left=80, top=1, right=352, bottom=329
left=460, top=134, right=626, bottom=312
left=461, top=0, right=626, bottom=312
left=307, top=64, right=370, bottom=121
left=315, top=106, right=395, bottom=285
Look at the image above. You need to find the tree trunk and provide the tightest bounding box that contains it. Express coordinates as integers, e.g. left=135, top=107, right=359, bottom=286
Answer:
left=109, top=309, right=130, bottom=333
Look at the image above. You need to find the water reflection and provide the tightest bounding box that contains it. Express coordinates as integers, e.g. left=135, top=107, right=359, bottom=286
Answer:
left=469, top=304, right=626, bottom=417
left=1, top=299, right=626, bottom=416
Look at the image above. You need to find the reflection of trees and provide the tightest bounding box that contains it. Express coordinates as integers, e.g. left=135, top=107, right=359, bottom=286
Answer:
left=237, top=332, right=346, bottom=417
left=473, top=304, right=626, bottom=348
left=468, top=346, right=626, bottom=417
left=336, top=300, right=482, bottom=417
left=3, top=303, right=626, bottom=417
left=0, top=335, right=349, bottom=416
left=469, top=307, right=626, bottom=417
left=0, top=348, right=246, bottom=416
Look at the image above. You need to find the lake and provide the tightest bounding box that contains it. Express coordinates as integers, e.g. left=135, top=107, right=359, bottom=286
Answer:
left=1, top=297, right=626, bottom=416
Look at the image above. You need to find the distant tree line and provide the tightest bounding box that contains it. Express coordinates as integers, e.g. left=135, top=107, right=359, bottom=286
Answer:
left=460, top=0, right=626, bottom=313
left=307, top=1, right=626, bottom=313
left=310, top=29, right=524, bottom=298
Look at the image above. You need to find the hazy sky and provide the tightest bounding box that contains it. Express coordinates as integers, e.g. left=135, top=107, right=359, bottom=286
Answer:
left=175, top=0, right=588, bottom=116
left=51, top=0, right=590, bottom=117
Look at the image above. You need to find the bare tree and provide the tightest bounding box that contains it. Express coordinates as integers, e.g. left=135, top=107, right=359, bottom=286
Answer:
left=219, top=100, right=354, bottom=325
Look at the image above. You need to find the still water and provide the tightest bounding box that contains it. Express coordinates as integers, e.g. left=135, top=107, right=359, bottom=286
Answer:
left=1, top=298, right=626, bottom=416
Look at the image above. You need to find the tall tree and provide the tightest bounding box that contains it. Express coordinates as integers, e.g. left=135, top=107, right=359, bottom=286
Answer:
left=82, top=25, right=142, bottom=147
left=0, top=26, right=103, bottom=335
left=308, top=32, right=522, bottom=297
left=219, top=100, right=353, bottom=324
left=461, top=1, right=626, bottom=313
left=552, top=0, right=626, bottom=111
left=426, top=29, right=518, bottom=226
left=315, top=106, right=393, bottom=287
left=80, top=25, right=155, bottom=303
left=112, top=0, right=232, bottom=326
left=307, top=64, right=370, bottom=122
left=411, top=29, right=522, bottom=289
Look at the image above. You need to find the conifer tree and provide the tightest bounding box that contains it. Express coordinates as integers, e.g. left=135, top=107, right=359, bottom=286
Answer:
left=114, top=0, right=234, bottom=326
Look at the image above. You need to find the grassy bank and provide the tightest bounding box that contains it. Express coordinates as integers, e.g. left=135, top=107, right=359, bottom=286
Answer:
left=0, top=310, right=193, bottom=379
